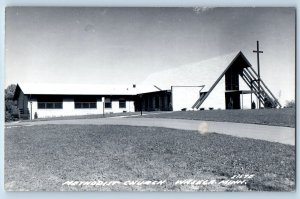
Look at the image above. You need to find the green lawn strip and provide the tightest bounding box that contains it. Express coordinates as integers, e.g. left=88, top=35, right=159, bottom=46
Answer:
left=15, top=111, right=145, bottom=123
left=5, top=125, right=295, bottom=191
left=142, top=108, right=295, bottom=128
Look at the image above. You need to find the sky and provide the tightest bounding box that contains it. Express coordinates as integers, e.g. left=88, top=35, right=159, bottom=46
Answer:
left=5, top=7, right=295, bottom=104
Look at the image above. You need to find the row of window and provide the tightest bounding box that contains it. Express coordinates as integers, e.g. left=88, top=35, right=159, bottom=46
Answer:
left=37, top=100, right=127, bottom=109
left=38, top=102, right=62, bottom=109
left=75, top=102, right=97, bottom=109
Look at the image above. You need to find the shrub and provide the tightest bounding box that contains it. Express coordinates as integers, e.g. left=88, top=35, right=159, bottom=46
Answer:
left=5, top=84, right=18, bottom=122
left=285, top=100, right=295, bottom=108
left=34, top=112, right=38, bottom=119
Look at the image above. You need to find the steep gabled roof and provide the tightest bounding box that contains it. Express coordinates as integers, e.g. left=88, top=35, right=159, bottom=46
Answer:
left=140, top=51, right=251, bottom=93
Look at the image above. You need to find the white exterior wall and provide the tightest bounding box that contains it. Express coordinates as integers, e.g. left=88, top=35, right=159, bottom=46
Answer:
left=104, top=100, right=135, bottom=114
left=172, top=87, right=203, bottom=111
left=200, top=76, right=226, bottom=110
left=127, top=101, right=135, bottom=112
left=239, top=76, right=254, bottom=109
left=171, top=77, right=227, bottom=111
left=200, top=75, right=253, bottom=110
left=28, top=97, right=135, bottom=119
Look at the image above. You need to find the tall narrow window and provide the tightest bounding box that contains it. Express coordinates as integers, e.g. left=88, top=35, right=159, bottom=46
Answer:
left=155, top=96, right=159, bottom=109
left=105, top=98, right=112, bottom=108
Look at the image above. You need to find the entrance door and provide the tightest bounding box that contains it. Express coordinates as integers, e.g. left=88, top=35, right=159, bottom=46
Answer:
left=225, top=92, right=240, bottom=109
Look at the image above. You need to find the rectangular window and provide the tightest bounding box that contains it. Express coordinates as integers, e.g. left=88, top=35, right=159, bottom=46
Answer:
left=37, top=96, right=63, bottom=109
left=105, top=98, right=112, bottom=108
left=46, top=103, right=54, bottom=109
left=38, top=102, right=46, bottom=109
left=54, top=102, right=62, bottom=109
left=74, top=96, right=97, bottom=109
left=119, top=100, right=126, bottom=108
left=74, top=102, right=97, bottom=109
left=75, top=102, right=81, bottom=109
left=83, top=103, right=89, bottom=108
left=90, top=102, right=96, bottom=108
left=38, top=102, right=63, bottom=109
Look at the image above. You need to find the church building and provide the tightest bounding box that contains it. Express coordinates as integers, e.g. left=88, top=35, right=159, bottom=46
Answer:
left=13, top=51, right=281, bottom=119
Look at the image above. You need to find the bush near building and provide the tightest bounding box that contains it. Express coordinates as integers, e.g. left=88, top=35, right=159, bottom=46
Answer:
left=5, top=84, right=19, bottom=122
left=285, top=100, right=295, bottom=108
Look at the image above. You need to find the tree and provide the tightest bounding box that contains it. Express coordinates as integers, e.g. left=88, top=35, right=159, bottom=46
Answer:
left=5, top=84, right=18, bottom=122
left=285, top=100, right=295, bottom=108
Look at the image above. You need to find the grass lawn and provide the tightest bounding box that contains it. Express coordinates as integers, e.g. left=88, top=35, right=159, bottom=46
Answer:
left=19, top=111, right=144, bottom=122
left=142, top=108, right=295, bottom=128
left=13, top=108, right=295, bottom=129
left=5, top=124, right=295, bottom=191
left=16, top=108, right=295, bottom=128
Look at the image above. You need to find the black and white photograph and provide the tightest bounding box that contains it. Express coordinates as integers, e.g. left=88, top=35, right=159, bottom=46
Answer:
left=4, top=7, right=295, bottom=191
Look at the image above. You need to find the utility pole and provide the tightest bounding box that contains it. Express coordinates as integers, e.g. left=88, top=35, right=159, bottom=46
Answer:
left=253, top=41, right=263, bottom=109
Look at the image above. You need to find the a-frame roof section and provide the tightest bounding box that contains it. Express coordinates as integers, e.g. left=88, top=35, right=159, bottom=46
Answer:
left=192, top=51, right=252, bottom=108
left=203, top=51, right=252, bottom=94
left=13, top=84, right=22, bottom=100
left=140, top=51, right=252, bottom=93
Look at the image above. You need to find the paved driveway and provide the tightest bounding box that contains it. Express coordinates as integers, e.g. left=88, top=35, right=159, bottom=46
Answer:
left=6, top=117, right=295, bottom=145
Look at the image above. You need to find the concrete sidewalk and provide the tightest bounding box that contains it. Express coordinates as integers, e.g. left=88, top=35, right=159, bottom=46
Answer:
left=5, top=117, right=295, bottom=145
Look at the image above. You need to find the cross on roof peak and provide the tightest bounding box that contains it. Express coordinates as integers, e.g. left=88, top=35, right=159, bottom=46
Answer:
left=253, top=40, right=263, bottom=54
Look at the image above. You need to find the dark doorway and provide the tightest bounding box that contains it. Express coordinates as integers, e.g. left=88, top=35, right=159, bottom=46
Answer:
left=225, top=92, right=240, bottom=109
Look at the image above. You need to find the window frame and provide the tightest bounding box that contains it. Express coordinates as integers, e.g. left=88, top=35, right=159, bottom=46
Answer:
left=74, top=102, right=97, bottom=109
left=119, top=100, right=126, bottom=108
left=105, top=98, right=112, bottom=108
left=37, top=102, right=63, bottom=109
